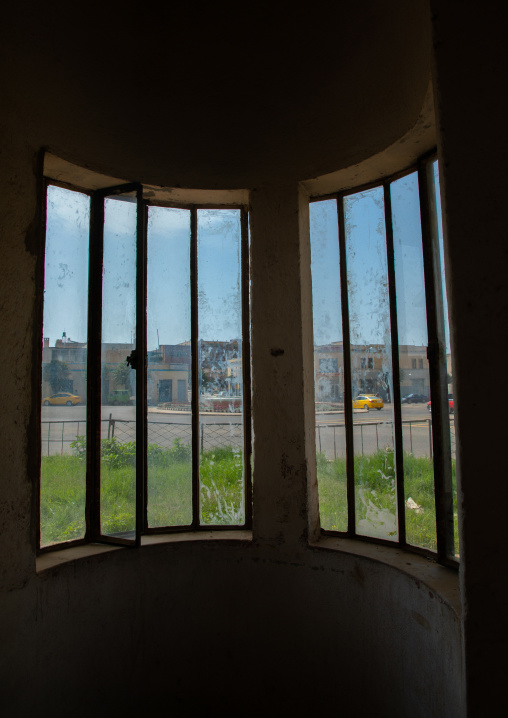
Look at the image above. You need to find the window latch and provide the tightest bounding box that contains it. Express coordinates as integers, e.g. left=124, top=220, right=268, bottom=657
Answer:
left=126, top=350, right=138, bottom=371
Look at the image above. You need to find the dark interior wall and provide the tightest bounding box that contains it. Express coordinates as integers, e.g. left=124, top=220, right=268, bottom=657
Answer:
left=3, top=1, right=506, bottom=715
left=1, top=2, right=431, bottom=188
left=430, top=3, right=508, bottom=714
left=6, top=543, right=461, bottom=717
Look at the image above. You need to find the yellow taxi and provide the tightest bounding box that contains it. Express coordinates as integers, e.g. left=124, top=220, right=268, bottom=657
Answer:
left=353, top=394, right=384, bottom=411
left=43, top=392, right=81, bottom=406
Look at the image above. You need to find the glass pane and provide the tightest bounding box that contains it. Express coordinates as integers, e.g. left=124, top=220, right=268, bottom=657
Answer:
left=100, top=195, right=137, bottom=538
left=391, top=172, right=436, bottom=550
left=146, top=206, right=192, bottom=527
left=344, top=187, right=397, bottom=541
left=433, top=160, right=458, bottom=558
left=309, top=199, right=348, bottom=532
left=41, top=185, right=89, bottom=547
left=197, top=209, right=244, bottom=525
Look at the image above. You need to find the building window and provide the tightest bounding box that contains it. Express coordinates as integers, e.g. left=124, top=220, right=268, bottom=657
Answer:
left=320, top=358, right=339, bottom=373
left=310, top=155, right=457, bottom=565
left=40, top=181, right=251, bottom=550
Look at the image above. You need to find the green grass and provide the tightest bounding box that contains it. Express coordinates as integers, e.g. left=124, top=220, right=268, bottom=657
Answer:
left=41, top=442, right=458, bottom=555
left=317, top=449, right=458, bottom=553
left=40, top=439, right=245, bottom=547
left=199, top=447, right=245, bottom=524
left=40, top=455, right=87, bottom=545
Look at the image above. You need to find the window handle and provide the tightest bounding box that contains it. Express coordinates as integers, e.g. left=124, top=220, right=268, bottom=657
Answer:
left=126, top=350, right=138, bottom=371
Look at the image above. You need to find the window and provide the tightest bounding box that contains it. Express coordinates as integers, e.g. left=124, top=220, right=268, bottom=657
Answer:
left=320, top=358, right=339, bottom=373
left=310, top=155, right=457, bottom=565
left=40, top=181, right=251, bottom=550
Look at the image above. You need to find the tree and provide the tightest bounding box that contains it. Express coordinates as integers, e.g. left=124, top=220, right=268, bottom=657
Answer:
left=43, top=359, right=70, bottom=393
left=113, top=361, right=130, bottom=388
left=376, top=370, right=392, bottom=402
left=199, top=369, right=212, bottom=391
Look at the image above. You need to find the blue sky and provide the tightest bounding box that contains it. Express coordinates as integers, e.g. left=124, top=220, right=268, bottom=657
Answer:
left=43, top=187, right=243, bottom=349
left=45, top=170, right=448, bottom=354
left=309, top=168, right=448, bottom=350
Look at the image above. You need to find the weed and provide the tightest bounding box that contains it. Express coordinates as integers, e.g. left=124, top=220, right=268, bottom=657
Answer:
left=41, top=442, right=245, bottom=545
left=317, top=449, right=458, bottom=552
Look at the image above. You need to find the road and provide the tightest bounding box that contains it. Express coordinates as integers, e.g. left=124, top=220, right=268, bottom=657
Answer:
left=41, top=402, right=453, bottom=459
left=41, top=402, right=434, bottom=424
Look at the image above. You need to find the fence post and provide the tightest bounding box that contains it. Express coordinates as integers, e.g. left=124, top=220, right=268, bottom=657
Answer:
left=47, top=422, right=50, bottom=457
left=361, top=424, right=364, bottom=455
left=318, top=426, right=322, bottom=454
left=409, top=422, right=413, bottom=455
left=333, top=426, right=337, bottom=460
left=61, top=422, right=64, bottom=455
left=201, top=423, right=204, bottom=453
left=108, top=413, right=112, bottom=439
left=376, top=424, right=379, bottom=452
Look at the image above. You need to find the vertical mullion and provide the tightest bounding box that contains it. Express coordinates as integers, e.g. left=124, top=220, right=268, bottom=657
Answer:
left=241, top=207, right=252, bottom=529
left=87, top=192, right=104, bottom=542
left=383, top=182, right=406, bottom=547
left=190, top=207, right=200, bottom=527
left=418, top=159, right=454, bottom=563
left=337, top=196, right=356, bottom=535
left=135, top=190, right=147, bottom=546
left=37, top=180, right=49, bottom=550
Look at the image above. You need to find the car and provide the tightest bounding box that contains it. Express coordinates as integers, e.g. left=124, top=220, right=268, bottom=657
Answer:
left=427, top=394, right=454, bottom=413
left=401, top=393, right=429, bottom=404
left=353, top=394, right=384, bottom=410
left=43, top=392, right=81, bottom=406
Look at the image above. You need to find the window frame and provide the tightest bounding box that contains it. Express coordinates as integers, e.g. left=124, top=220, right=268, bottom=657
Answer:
left=310, top=151, right=457, bottom=568
left=38, top=178, right=252, bottom=554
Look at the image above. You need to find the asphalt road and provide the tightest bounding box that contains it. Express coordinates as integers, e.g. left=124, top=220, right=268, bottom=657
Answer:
left=41, top=402, right=434, bottom=423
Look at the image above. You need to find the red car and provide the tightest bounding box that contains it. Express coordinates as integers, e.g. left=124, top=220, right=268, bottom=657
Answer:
left=427, top=394, right=454, bottom=413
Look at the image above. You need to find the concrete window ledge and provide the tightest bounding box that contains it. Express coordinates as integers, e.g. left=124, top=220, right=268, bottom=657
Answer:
left=310, top=535, right=461, bottom=617
left=36, top=530, right=253, bottom=573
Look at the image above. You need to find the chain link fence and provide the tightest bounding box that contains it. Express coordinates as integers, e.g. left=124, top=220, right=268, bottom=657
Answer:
left=315, top=418, right=456, bottom=461
left=41, top=418, right=244, bottom=457
left=41, top=416, right=454, bottom=460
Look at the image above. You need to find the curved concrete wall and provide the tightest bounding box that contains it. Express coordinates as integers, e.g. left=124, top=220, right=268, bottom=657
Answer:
left=5, top=542, right=460, bottom=717
left=0, top=3, right=468, bottom=715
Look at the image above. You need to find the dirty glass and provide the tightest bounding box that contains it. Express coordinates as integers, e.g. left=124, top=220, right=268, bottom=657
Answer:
left=343, top=187, right=397, bottom=541
left=197, top=208, right=244, bottom=525
left=391, top=172, right=436, bottom=550
left=100, top=195, right=137, bottom=538
left=40, top=185, right=90, bottom=547
left=309, top=199, right=348, bottom=532
left=146, top=206, right=192, bottom=527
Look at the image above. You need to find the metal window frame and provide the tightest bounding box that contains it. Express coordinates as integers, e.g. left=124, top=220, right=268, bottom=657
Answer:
left=38, top=186, right=252, bottom=554
left=89, top=182, right=144, bottom=548
left=418, top=157, right=456, bottom=566
left=310, top=154, right=458, bottom=567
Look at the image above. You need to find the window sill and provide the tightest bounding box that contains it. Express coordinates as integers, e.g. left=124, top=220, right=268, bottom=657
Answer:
left=36, top=530, right=253, bottom=573
left=310, top=535, right=461, bottom=617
